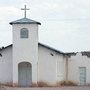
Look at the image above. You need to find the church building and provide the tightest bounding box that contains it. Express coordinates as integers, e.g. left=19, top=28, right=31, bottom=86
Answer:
left=0, top=5, right=90, bottom=87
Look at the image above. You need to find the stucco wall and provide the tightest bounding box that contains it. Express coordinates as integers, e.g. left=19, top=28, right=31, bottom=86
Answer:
left=12, top=24, right=38, bottom=84
left=38, top=45, right=65, bottom=85
left=1, top=45, right=90, bottom=86
left=68, top=52, right=90, bottom=85
left=0, top=46, right=12, bottom=84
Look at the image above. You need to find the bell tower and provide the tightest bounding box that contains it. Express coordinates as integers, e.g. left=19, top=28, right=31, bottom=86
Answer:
left=10, top=5, right=41, bottom=86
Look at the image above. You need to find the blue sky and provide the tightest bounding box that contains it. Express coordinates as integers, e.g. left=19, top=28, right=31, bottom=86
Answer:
left=0, top=0, right=90, bottom=52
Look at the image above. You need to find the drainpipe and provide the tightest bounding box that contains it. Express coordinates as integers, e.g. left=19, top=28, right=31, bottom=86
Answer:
left=65, top=55, right=69, bottom=82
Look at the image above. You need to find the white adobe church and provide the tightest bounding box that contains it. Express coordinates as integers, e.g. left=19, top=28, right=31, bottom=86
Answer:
left=0, top=5, right=90, bottom=87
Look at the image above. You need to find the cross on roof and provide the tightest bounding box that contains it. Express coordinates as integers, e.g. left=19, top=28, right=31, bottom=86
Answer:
left=21, top=5, right=29, bottom=18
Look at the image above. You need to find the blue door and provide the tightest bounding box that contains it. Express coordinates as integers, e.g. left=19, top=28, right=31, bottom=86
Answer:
left=18, top=62, right=32, bottom=87
left=79, top=67, right=86, bottom=85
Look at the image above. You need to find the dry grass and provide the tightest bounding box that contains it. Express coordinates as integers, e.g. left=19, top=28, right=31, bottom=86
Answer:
left=31, top=83, right=38, bottom=87
left=0, top=82, right=17, bottom=87
left=57, top=81, right=77, bottom=86
left=0, top=81, right=77, bottom=87
left=32, top=81, right=77, bottom=87
left=37, top=81, right=50, bottom=87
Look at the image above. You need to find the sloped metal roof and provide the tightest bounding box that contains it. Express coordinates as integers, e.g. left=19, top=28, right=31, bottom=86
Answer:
left=10, top=18, right=41, bottom=25
left=1, top=44, right=90, bottom=58
left=82, top=51, right=90, bottom=57
left=38, top=43, right=64, bottom=54
left=0, top=43, right=64, bottom=55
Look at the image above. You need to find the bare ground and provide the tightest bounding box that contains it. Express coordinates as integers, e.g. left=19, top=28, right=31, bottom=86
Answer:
left=1, top=86, right=90, bottom=90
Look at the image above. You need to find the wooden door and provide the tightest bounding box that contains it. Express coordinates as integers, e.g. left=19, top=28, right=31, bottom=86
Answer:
left=18, top=62, right=32, bottom=87
left=79, top=67, right=86, bottom=85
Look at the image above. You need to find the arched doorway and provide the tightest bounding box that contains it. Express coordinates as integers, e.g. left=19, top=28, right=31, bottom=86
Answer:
left=18, top=62, right=32, bottom=87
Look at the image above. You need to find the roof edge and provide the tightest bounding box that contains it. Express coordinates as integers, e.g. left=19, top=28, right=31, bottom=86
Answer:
left=9, top=18, right=41, bottom=25
left=0, top=43, right=64, bottom=55
left=10, top=22, right=41, bottom=25
left=38, top=43, right=65, bottom=55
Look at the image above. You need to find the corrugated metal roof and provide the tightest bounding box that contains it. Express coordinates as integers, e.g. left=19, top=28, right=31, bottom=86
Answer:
left=10, top=18, right=41, bottom=25
left=1, top=44, right=90, bottom=57
left=82, top=51, right=90, bottom=57
left=38, top=43, right=64, bottom=54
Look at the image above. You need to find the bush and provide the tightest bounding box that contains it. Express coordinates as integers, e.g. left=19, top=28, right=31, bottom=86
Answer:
left=37, top=81, right=50, bottom=87
left=31, top=83, right=38, bottom=87
left=57, top=80, right=77, bottom=86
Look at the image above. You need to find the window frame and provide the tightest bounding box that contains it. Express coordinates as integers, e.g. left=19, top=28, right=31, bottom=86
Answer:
left=20, top=28, right=29, bottom=38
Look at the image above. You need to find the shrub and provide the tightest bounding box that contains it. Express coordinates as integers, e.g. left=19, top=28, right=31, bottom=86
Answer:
left=31, top=83, right=38, bottom=87
left=57, top=80, right=77, bottom=86
left=37, top=81, right=50, bottom=87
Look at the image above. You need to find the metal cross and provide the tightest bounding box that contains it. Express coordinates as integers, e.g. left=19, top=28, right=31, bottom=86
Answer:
left=21, top=5, right=29, bottom=18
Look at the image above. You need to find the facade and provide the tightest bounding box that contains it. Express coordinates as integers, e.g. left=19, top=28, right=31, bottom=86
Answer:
left=11, top=18, right=39, bottom=86
left=0, top=15, right=90, bottom=87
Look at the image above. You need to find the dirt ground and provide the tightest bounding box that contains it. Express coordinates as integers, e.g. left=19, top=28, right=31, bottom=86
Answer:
left=1, top=86, right=90, bottom=90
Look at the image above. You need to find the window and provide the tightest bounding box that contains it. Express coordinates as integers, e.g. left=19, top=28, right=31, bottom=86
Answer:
left=20, top=28, right=29, bottom=38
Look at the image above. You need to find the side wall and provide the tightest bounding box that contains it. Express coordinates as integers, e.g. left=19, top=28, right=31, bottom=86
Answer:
left=68, top=53, right=90, bottom=85
left=38, top=45, right=65, bottom=85
left=0, top=46, right=12, bottom=84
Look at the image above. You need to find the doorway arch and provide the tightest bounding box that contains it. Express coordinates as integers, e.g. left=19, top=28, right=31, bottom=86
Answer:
left=18, top=62, right=32, bottom=87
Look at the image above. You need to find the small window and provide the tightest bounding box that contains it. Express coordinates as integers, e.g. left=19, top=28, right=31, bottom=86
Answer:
left=20, top=28, right=29, bottom=38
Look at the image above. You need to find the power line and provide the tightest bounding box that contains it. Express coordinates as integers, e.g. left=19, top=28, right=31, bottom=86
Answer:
left=43, top=18, right=90, bottom=21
